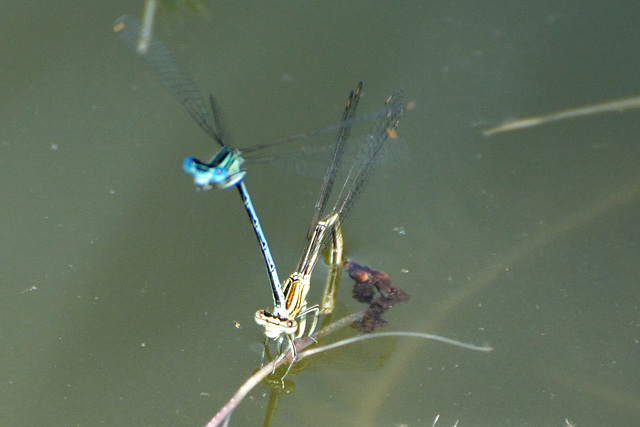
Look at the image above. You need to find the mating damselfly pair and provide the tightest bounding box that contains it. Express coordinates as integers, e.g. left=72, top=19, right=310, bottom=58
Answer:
left=114, top=15, right=412, bottom=376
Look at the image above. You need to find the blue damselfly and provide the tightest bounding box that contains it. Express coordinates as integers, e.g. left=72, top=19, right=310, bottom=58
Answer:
left=114, top=15, right=410, bottom=315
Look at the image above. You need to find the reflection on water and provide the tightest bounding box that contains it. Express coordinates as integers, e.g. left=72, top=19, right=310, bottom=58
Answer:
left=2, top=1, right=639, bottom=426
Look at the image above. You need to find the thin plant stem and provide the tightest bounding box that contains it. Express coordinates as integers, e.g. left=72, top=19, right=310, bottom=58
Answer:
left=298, top=331, right=492, bottom=360
left=137, top=0, right=156, bottom=54
left=483, top=95, right=640, bottom=136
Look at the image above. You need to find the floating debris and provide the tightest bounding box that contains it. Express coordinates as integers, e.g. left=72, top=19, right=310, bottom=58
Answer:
left=344, top=261, right=410, bottom=333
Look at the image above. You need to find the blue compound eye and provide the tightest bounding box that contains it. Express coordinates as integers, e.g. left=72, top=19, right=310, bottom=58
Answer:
left=182, top=157, right=199, bottom=175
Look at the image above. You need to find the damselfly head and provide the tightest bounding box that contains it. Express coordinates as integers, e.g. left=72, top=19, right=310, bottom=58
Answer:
left=255, top=309, right=298, bottom=338
left=183, top=156, right=247, bottom=190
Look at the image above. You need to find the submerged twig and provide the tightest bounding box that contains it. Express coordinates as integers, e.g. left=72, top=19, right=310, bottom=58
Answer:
left=205, top=310, right=490, bottom=427
left=207, top=317, right=490, bottom=424
left=483, top=95, right=640, bottom=136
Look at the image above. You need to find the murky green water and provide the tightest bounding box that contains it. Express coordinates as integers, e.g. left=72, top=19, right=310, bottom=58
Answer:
left=2, top=1, right=639, bottom=426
